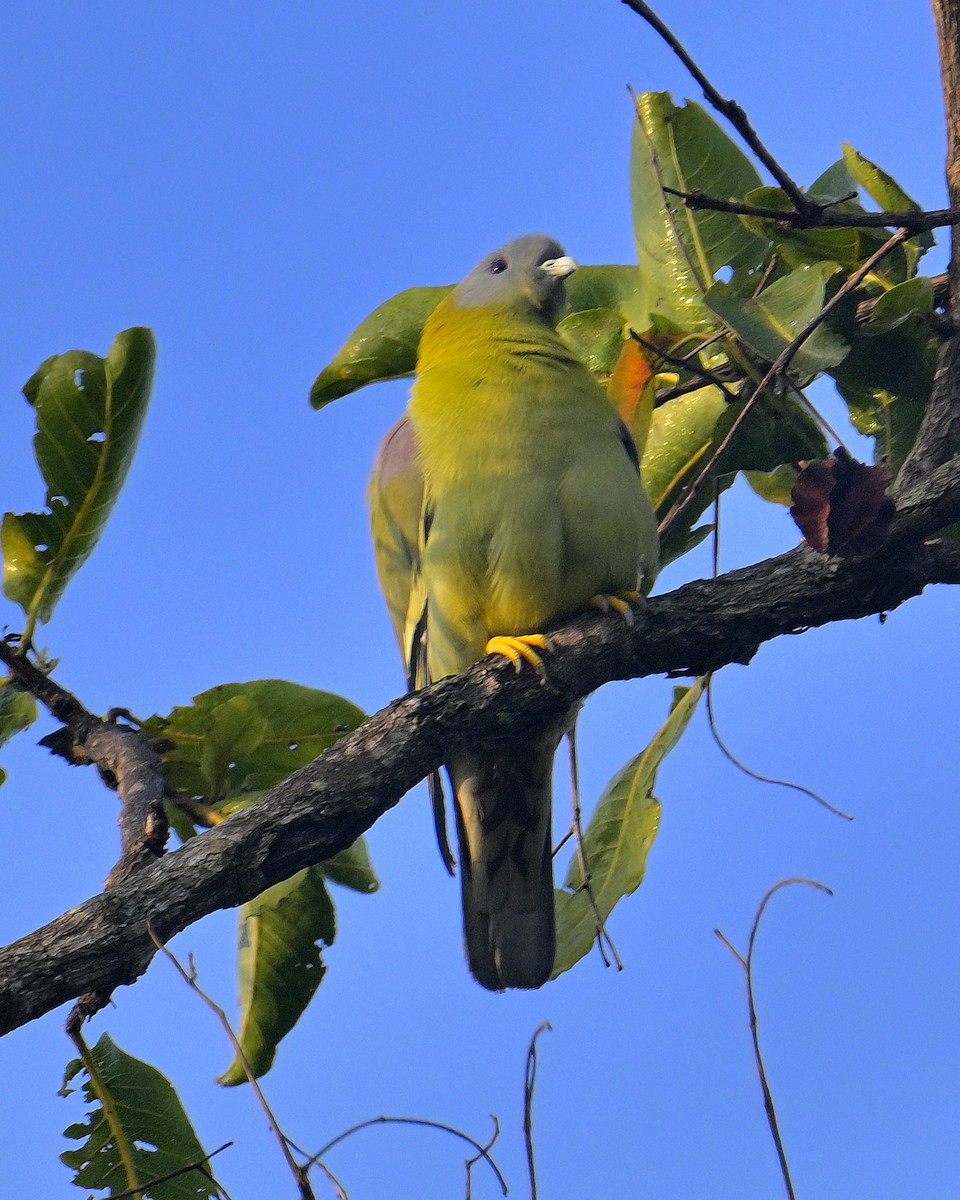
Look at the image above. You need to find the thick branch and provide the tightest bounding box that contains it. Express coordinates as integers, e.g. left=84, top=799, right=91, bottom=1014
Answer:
left=0, top=643, right=168, bottom=888
left=3, top=468, right=960, bottom=1036
left=898, top=1, right=960, bottom=488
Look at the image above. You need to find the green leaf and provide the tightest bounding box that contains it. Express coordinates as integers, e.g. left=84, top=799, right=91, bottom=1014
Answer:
left=629, top=92, right=767, bottom=335
left=841, top=141, right=935, bottom=259
left=318, top=838, right=380, bottom=893
left=705, top=262, right=849, bottom=376
left=219, top=867, right=336, bottom=1085
left=861, top=276, right=934, bottom=337
left=739, top=182, right=911, bottom=281
left=310, top=265, right=640, bottom=408
left=61, top=1032, right=218, bottom=1199
left=556, top=308, right=625, bottom=379
left=2, top=328, right=155, bottom=637
left=744, top=463, right=801, bottom=506
left=827, top=294, right=937, bottom=470
left=640, top=378, right=826, bottom=564
left=553, top=681, right=705, bottom=977
left=807, top=159, right=859, bottom=204
left=144, top=679, right=375, bottom=1059
left=310, top=285, right=451, bottom=409
left=0, top=677, right=37, bottom=787
left=197, top=695, right=268, bottom=801
left=144, top=678, right=366, bottom=807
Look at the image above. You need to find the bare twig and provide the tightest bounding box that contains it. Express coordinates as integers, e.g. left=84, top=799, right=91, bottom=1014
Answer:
left=661, top=186, right=960, bottom=233
left=658, top=226, right=911, bottom=535
left=307, top=1115, right=507, bottom=1196
left=465, top=1116, right=500, bottom=1200
left=150, top=932, right=318, bottom=1200
left=106, top=1143, right=234, bottom=1200
left=629, top=329, right=739, bottom=398
left=523, top=1023, right=552, bottom=1200
left=716, top=878, right=834, bottom=1200
left=621, top=0, right=814, bottom=215
left=705, top=676, right=853, bottom=820
left=565, top=725, right=623, bottom=971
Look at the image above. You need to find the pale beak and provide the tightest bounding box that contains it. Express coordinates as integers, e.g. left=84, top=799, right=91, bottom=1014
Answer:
left=540, top=255, right=578, bottom=280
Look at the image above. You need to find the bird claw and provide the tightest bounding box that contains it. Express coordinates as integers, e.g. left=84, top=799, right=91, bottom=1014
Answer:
left=590, top=590, right=643, bottom=627
left=485, top=634, right=553, bottom=682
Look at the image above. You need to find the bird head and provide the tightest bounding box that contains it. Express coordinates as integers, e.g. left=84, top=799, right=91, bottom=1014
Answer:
left=451, top=234, right=577, bottom=328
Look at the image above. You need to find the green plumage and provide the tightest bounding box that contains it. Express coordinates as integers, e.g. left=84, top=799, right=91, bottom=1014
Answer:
left=370, top=235, right=659, bottom=989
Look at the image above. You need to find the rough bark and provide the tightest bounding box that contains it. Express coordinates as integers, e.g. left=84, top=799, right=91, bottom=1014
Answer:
left=3, top=469, right=960, bottom=1035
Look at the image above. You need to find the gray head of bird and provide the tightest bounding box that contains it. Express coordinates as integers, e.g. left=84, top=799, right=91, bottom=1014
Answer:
left=451, top=234, right=578, bottom=328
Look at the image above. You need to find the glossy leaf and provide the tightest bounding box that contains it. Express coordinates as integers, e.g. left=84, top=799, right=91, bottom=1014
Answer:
left=629, top=92, right=767, bottom=335
left=219, top=867, right=336, bottom=1085
left=705, top=262, right=849, bottom=376
left=310, top=265, right=640, bottom=408
left=61, top=1033, right=218, bottom=1199
left=144, top=678, right=375, bottom=1067
left=553, top=680, right=705, bottom=977
left=0, top=678, right=37, bottom=788
left=310, top=285, right=450, bottom=408
left=2, top=328, right=154, bottom=637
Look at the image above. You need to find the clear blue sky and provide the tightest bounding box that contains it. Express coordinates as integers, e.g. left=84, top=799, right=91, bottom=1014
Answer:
left=2, top=2, right=956, bottom=1197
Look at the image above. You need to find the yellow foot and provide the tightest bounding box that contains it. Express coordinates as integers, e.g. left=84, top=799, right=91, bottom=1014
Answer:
left=485, top=633, right=554, bottom=682
left=590, top=590, right=643, bottom=626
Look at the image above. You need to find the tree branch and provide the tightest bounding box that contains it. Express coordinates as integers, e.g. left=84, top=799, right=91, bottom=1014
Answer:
left=620, top=0, right=815, bottom=216
left=0, top=641, right=168, bottom=892
left=2, top=462, right=960, bottom=1036
left=660, top=186, right=960, bottom=234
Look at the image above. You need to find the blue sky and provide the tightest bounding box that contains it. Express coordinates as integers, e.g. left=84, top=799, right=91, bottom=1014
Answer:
left=1, top=2, right=957, bottom=1197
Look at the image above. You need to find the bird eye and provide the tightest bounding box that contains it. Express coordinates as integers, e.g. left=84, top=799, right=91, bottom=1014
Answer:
left=488, top=257, right=508, bottom=275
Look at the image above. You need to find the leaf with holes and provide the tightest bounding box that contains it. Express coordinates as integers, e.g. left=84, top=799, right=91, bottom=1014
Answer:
left=144, top=678, right=366, bottom=810
left=61, top=1033, right=219, bottom=1199
left=2, top=328, right=154, bottom=637
left=553, top=681, right=705, bottom=977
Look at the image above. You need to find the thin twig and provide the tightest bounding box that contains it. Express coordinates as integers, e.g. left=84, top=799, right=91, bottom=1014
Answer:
left=662, top=186, right=960, bottom=233
left=149, top=931, right=318, bottom=1200
left=715, top=878, right=834, bottom=1200
left=621, top=0, right=814, bottom=215
left=307, top=1116, right=508, bottom=1195
left=523, top=1023, right=552, bottom=1200
left=465, top=1116, right=500, bottom=1200
left=629, top=329, right=739, bottom=397
left=566, top=725, right=623, bottom=971
left=106, top=1143, right=234, bottom=1200
left=705, top=676, right=854, bottom=820
left=658, top=226, right=911, bottom=535
left=0, top=637, right=97, bottom=731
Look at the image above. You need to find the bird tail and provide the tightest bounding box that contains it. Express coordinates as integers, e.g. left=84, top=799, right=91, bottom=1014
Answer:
left=449, top=725, right=565, bottom=990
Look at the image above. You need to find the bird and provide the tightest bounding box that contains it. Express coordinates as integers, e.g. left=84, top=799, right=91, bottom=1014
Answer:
left=369, top=234, right=659, bottom=990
